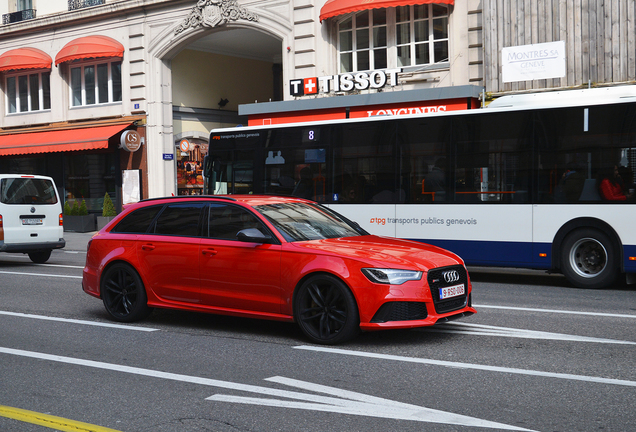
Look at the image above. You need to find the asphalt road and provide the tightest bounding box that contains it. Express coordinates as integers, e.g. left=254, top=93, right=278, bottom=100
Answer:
left=1, top=233, right=635, bottom=432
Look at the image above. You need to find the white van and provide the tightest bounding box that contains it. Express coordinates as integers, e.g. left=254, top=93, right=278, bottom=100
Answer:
left=0, top=174, right=65, bottom=263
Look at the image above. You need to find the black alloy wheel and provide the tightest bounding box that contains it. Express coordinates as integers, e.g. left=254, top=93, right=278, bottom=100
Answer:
left=101, top=263, right=152, bottom=322
left=28, top=250, right=51, bottom=263
left=294, top=274, right=359, bottom=344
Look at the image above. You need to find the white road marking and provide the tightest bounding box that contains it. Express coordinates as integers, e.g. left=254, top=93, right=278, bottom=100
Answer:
left=0, top=270, right=82, bottom=279
left=34, top=263, right=84, bottom=269
left=295, top=346, right=636, bottom=388
left=475, top=304, right=636, bottom=319
left=423, top=322, right=636, bottom=345
left=0, top=347, right=535, bottom=431
left=0, top=311, right=158, bottom=332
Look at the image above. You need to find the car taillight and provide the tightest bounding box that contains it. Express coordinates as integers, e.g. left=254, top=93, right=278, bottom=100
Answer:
left=0, top=215, right=3, bottom=241
left=0, top=214, right=3, bottom=227
left=86, top=239, right=92, bottom=253
left=59, top=213, right=63, bottom=226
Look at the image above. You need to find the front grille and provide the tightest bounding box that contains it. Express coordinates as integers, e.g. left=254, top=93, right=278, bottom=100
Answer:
left=427, top=265, right=469, bottom=314
left=371, top=302, right=428, bottom=323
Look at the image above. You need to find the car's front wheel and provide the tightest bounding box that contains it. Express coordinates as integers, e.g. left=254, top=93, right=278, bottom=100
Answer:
left=294, top=274, right=359, bottom=344
left=101, top=263, right=152, bottom=322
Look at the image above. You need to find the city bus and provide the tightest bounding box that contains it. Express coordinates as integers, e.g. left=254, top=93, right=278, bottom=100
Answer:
left=204, top=86, right=636, bottom=289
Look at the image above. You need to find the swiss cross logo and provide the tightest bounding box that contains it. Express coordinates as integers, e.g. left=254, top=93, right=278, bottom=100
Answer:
left=290, top=78, right=319, bottom=96
left=303, top=78, right=318, bottom=95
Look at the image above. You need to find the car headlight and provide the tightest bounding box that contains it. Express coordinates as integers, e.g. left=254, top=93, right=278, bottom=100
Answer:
left=361, top=268, right=423, bottom=285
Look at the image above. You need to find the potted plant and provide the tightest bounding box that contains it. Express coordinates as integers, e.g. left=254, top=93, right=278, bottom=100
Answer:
left=97, top=193, right=117, bottom=230
left=63, top=198, right=96, bottom=232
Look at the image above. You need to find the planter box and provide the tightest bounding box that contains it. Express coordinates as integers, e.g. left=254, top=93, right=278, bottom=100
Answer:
left=63, top=214, right=96, bottom=232
left=96, top=216, right=115, bottom=230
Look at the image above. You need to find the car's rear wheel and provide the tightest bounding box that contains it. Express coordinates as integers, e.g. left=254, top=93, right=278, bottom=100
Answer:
left=294, top=274, right=359, bottom=344
left=101, top=263, right=152, bottom=322
left=28, top=250, right=51, bottom=263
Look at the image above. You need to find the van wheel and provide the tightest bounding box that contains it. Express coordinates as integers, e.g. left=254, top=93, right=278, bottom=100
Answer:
left=28, top=250, right=51, bottom=264
left=560, top=228, right=618, bottom=289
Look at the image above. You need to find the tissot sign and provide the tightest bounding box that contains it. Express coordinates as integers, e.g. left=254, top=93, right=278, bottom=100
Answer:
left=290, top=68, right=402, bottom=96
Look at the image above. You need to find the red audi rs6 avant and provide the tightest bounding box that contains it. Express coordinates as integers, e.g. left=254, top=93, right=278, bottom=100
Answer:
left=83, top=195, right=475, bottom=344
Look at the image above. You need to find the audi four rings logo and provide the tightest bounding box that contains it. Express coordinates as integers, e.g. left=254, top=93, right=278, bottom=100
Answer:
left=443, top=270, right=460, bottom=283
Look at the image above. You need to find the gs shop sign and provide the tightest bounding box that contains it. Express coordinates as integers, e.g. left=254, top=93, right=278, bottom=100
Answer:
left=290, top=68, right=402, bottom=96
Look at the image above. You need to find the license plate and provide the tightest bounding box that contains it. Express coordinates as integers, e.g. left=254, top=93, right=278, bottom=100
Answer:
left=439, top=283, right=465, bottom=300
left=22, top=218, right=43, bottom=225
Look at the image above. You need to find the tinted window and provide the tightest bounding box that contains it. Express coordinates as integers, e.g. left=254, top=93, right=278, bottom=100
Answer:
left=208, top=203, right=264, bottom=240
left=0, top=178, right=58, bottom=204
left=535, top=104, right=636, bottom=203
left=154, top=203, right=205, bottom=236
left=111, top=206, right=162, bottom=234
left=452, top=112, right=533, bottom=204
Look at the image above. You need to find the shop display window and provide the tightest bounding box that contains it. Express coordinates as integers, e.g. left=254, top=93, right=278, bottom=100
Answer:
left=64, top=153, right=118, bottom=212
left=176, top=138, right=208, bottom=195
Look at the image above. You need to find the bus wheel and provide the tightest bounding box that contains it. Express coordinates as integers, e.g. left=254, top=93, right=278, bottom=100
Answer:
left=560, top=228, right=618, bottom=289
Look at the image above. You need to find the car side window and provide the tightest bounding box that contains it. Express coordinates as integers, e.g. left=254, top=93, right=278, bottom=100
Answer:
left=153, top=202, right=205, bottom=236
left=207, top=203, right=264, bottom=240
left=111, top=205, right=162, bottom=233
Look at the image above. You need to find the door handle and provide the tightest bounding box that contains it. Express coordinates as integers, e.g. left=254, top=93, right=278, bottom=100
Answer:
left=141, top=244, right=155, bottom=251
left=202, top=248, right=218, bottom=256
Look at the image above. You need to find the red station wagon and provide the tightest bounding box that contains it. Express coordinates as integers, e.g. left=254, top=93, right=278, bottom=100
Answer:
left=83, top=196, right=476, bottom=344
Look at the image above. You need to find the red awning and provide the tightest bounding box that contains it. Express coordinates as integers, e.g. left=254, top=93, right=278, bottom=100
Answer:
left=320, top=0, right=453, bottom=22
left=55, top=35, right=124, bottom=66
left=0, top=47, right=52, bottom=72
left=0, top=124, right=131, bottom=156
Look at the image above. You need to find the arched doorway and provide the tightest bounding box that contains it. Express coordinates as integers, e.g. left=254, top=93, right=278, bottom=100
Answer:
left=171, top=27, right=282, bottom=196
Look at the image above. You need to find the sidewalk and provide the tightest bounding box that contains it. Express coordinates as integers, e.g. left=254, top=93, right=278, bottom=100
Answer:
left=62, top=231, right=98, bottom=252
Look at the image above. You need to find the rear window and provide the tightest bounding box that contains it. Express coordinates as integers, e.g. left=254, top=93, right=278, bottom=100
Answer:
left=0, top=178, right=58, bottom=204
left=111, top=206, right=162, bottom=234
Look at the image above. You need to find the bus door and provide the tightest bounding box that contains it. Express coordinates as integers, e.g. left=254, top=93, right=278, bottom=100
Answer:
left=204, top=150, right=254, bottom=195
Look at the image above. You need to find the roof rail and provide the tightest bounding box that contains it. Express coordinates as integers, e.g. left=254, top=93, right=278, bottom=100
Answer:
left=140, top=195, right=237, bottom=203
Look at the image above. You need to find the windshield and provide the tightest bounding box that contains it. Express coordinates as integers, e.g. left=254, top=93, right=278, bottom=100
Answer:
left=254, top=202, right=364, bottom=242
left=0, top=178, right=58, bottom=204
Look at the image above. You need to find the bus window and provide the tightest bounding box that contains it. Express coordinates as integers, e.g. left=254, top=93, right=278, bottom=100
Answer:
left=262, top=136, right=328, bottom=201
left=398, top=117, right=451, bottom=203
left=453, top=111, right=533, bottom=204
left=333, top=121, right=398, bottom=203
left=536, top=103, right=636, bottom=203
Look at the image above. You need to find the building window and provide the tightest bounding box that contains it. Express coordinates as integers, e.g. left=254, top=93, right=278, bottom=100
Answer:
left=18, top=0, right=33, bottom=10
left=5, top=71, right=51, bottom=114
left=70, top=60, right=122, bottom=107
left=339, top=10, right=387, bottom=72
left=338, top=4, right=449, bottom=73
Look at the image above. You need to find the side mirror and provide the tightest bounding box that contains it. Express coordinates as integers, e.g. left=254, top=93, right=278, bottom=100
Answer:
left=236, top=228, right=273, bottom=244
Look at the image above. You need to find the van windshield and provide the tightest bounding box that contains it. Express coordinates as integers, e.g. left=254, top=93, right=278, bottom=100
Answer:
left=0, top=178, right=58, bottom=204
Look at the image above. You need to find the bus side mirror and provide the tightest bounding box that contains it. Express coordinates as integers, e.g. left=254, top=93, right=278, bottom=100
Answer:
left=203, top=155, right=211, bottom=178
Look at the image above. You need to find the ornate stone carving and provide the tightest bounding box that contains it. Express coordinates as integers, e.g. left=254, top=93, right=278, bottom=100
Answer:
left=175, top=0, right=259, bottom=35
